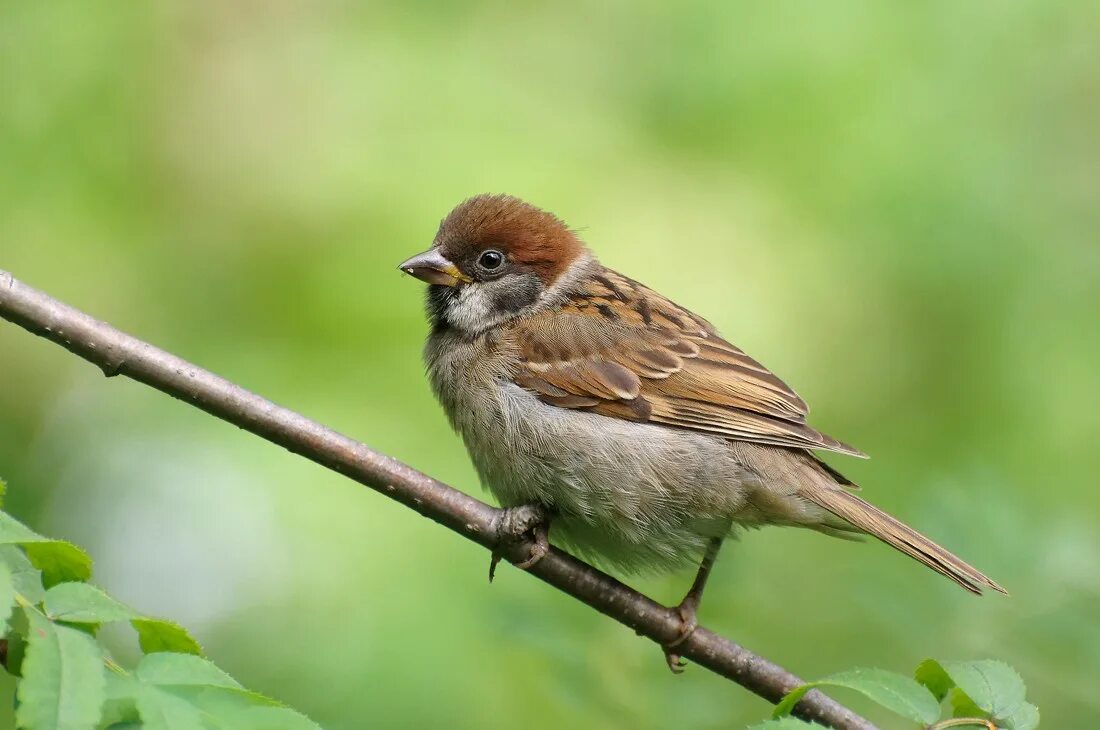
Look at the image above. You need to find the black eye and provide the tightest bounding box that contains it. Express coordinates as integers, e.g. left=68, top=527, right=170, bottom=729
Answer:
left=478, top=249, right=505, bottom=270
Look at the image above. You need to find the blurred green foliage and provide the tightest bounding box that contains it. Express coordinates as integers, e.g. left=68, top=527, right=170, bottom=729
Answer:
left=1, top=1, right=1097, bottom=728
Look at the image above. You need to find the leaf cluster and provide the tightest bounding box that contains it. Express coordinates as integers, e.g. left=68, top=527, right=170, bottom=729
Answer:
left=753, top=658, right=1038, bottom=729
left=0, top=479, right=322, bottom=730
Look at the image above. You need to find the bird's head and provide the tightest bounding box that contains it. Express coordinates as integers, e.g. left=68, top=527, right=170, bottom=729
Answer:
left=399, top=194, right=591, bottom=334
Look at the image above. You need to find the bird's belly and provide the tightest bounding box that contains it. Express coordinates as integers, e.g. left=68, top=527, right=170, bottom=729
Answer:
left=454, top=382, right=757, bottom=573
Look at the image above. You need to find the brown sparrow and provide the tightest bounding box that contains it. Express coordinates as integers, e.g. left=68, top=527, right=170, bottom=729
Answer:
left=399, top=194, right=1005, bottom=670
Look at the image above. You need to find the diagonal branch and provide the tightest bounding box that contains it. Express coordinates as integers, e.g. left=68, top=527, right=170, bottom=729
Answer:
left=0, top=269, right=877, bottom=730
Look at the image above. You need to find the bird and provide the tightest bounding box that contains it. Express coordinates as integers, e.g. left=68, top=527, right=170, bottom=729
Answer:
left=399, top=193, right=1006, bottom=670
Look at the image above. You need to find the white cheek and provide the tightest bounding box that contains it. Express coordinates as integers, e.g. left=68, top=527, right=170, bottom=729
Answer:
left=445, top=286, right=498, bottom=332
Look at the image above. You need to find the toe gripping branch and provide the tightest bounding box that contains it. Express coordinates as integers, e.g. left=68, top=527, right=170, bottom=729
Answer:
left=663, top=600, right=701, bottom=673
left=489, top=504, right=552, bottom=582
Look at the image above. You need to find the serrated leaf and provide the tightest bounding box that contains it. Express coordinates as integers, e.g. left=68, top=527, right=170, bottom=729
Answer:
left=235, top=705, right=327, bottom=730
left=165, top=684, right=281, bottom=709
left=0, top=512, right=94, bottom=587
left=773, top=667, right=940, bottom=724
left=136, top=651, right=240, bottom=688
left=942, top=660, right=1027, bottom=720
left=950, top=685, right=1039, bottom=730
left=24, top=541, right=93, bottom=587
left=915, top=658, right=954, bottom=701
left=132, top=618, right=203, bottom=656
left=0, top=560, right=14, bottom=634
left=0, top=545, right=45, bottom=603
left=44, top=585, right=206, bottom=661
left=16, top=607, right=107, bottom=730
left=943, top=667, right=1038, bottom=730
left=46, top=582, right=136, bottom=624
left=749, top=718, right=816, bottom=729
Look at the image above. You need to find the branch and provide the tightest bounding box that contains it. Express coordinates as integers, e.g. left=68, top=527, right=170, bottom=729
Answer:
left=0, top=270, right=877, bottom=730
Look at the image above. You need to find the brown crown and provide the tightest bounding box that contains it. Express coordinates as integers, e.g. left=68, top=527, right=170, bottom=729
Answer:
left=435, top=194, right=586, bottom=282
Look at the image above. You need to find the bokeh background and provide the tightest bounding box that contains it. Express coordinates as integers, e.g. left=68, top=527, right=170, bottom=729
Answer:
left=2, top=1, right=1098, bottom=728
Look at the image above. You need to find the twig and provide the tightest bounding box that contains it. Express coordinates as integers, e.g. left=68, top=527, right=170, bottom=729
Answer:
left=0, top=269, right=877, bottom=730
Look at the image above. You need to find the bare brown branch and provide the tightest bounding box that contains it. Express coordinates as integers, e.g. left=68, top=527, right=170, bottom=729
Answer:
left=0, top=269, right=876, bottom=730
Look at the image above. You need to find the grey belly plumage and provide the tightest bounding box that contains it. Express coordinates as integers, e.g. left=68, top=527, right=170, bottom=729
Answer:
left=457, top=381, right=762, bottom=573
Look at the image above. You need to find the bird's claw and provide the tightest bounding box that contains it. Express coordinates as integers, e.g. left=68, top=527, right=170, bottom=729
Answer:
left=513, top=536, right=549, bottom=569
left=664, top=651, right=687, bottom=673
left=489, top=503, right=552, bottom=582
left=662, top=601, right=700, bottom=674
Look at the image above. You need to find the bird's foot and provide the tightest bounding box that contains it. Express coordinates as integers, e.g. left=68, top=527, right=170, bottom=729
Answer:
left=489, top=503, right=552, bottom=583
left=662, top=598, right=700, bottom=674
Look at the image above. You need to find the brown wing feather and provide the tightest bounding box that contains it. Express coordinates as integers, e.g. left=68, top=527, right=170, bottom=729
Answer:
left=510, top=268, right=866, bottom=458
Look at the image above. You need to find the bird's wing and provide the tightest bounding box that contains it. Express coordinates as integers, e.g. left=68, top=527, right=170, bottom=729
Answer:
left=509, top=268, right=866, bottom=457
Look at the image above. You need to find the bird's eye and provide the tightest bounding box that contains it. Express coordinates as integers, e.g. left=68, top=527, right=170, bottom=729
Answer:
left=478, top=249, right=505, bottom=270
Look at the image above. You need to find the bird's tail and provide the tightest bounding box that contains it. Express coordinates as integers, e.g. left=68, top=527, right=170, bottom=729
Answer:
left=802, top=487, right=1007, bottom=595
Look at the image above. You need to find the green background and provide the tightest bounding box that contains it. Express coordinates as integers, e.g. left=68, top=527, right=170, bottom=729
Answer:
left=2, top=1, right=1097, bottom=727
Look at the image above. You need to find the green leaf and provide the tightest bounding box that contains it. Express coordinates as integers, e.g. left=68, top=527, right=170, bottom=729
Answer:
left=46, top=582, right=137, bottom=624
left=0, top=512, right=94, bottom=587
left=233, top=705, right=327, bottom=729
left=132, top=618, right=204, bottom=656
left=0, top=545, right=46, bottom=603
left=3, top=632, right=27, bottom=677
left=0, top=560, right=14, bottom=634
left=950, top=686, right=986, bottom=718
left=16, top=607, right=107, bottom=730
left=1006, top=702, right=1040, bottom=730
left=136, top=651, right=240, bottom=689
left=773, top=667, right=940, bottom=724
left=163, top=683, right=280, bottom=709
left=915, top=658, right=954, bottom=701
left=942, top=660, right=1027, bottom=719
left=134, top=685, right=206, bottom=730
left=0, top=511, right=41, bottom=544
left=749, top=719, right=816, bottom=729
left=132, top=653, right=323, bottom=729
left=132, top=654, right=326, bottom=729
left=105, top=672, right=206, bottom=730
left=44, top=585, right=205, bottom=658
left=106, top=671, right=140, bottom=700
left=0, top=477, right=7, bottom=509
left=926, top=659, right=1038, bottom=730
left=158, top=686, right=321, bottom=729
left=24, top=541, right=93, bottom=587
left=100, top=674, right=142, bottom=727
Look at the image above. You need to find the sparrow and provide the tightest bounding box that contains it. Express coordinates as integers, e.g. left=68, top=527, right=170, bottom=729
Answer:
left=399, top=194, right=1005, bottom=670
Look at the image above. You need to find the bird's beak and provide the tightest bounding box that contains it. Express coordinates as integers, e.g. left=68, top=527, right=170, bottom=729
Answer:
left=397, top=249, right=471, bottom=287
